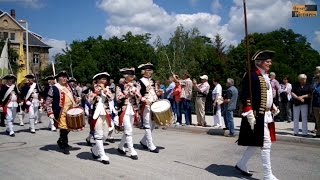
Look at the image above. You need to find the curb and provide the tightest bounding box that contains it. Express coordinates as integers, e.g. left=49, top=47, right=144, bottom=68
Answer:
left=165, top=126, right=320, bottom=145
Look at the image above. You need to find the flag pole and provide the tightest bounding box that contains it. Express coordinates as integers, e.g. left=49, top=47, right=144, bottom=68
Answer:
left=243, top=0, right=253, bottom=103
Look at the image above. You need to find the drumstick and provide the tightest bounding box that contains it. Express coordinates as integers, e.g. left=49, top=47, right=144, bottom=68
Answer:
left=163, top=52, right=174, bottom=75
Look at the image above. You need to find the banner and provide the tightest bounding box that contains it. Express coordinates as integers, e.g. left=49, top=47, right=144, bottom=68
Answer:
left=17, top=35, right=27, bottom=87
left=0, top=38, right=9, bottom=77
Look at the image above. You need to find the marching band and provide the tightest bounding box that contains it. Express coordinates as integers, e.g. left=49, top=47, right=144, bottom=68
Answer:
left=0, top=56, right=285, bottom=179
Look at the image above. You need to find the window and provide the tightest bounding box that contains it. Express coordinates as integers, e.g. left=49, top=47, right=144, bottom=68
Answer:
left=10, top=33, right=15, bottom=41
left=33, top=53, right=40, bottom=64
left=0, top=32, right=3, bottom=39
left=3, top=32, right=8, bottom=39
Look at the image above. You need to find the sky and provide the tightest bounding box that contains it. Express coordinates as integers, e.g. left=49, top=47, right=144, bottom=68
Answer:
left=0, top=0, right=319, bottom=60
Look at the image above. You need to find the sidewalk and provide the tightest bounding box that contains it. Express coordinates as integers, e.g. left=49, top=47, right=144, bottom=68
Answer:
left=166, top=114, right=320, bottom=145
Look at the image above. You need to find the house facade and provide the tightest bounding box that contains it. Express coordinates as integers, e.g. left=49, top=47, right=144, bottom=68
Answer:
left=0, top=9, right=51, bottom=77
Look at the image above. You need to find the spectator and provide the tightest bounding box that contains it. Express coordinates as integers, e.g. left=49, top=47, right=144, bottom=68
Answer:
left=212, top=78, right=223, bottom=128
left=193, top=75, right=210, bottom=127
left=312, top=66, right=320, bottom=134
left=181, top=73, right=193, bottom=125
left=223, top=78, right=238, bottom=137
left=270, top=72, right=280, bottom=121
left=172, top=76, right=182, bottom=125
left=292, top=74, right=312, bottom=136
left=159, top=81, right=166, bottom=99
left=312, top=74, right=320, bottom=138
left=166, top=76, right=176, bottom=119
left=155, top=80, right=165, bottom=99
left=76, top=82, right=83, bottom=98
left=279, top=76, right=292, bottom=123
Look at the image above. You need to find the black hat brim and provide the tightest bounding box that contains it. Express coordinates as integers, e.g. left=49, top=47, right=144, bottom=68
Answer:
left=252, top=50, right=275, bottom=61
left=139, top=65, right=154, bottom=70
left=25, top=75, right=35, bottom=79
left=121, top=70, right=135, bottom=75
left=55, top=71, right=69, bottom=79
left=3, top=75, right=17, bottom=80
left=93, top=74, right=110, bottom=80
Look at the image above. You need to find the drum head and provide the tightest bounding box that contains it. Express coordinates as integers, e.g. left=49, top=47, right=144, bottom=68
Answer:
left=67, top=108, right=84, bottom=115
left=151, top=100, right=171, bottom=113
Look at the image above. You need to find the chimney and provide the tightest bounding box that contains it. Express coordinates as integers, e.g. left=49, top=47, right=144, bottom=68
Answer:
left=10, top=9, right=16, bottom=19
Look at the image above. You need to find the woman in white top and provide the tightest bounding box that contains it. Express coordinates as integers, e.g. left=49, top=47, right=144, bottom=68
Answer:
left=212, top=79, right=223, bottom=127
left=279, top=76, right=292, bottom=122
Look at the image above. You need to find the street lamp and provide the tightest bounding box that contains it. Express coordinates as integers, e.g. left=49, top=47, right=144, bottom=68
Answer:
left=19, top=20, right=29, bottom=74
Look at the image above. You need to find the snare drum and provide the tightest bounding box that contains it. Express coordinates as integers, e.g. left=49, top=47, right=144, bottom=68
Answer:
left=150, top=99, right=173, bottom=126
left=66, top=107, right=86, bottom=130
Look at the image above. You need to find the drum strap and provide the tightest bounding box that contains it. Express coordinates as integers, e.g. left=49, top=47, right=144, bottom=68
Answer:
left=55, top=83, right=76, bottom=106
left=2, top=85, right=15, bottom=102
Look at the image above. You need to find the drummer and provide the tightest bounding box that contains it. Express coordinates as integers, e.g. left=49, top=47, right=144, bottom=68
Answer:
left=137, top=62, right=161, bottom=153
left=46, top=71, right=79, bottom=155
left=89, top=72, right=113, bottom=165
left=115, top=67, right=141, bottom=160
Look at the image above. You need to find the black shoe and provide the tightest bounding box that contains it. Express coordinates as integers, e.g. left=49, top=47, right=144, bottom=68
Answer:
left=117, top=148, right=126, bottom=155
left=10, top=133, right=15, bottom=137
left=86, top=138, right=92, bottom=146
left=106, top=138, right=115, bottom=143
left=223, top=128, right=229, bottom=130
left=130, top=155, right=138, bottom=160
left=62, top=148, right=70, bottom=155
left=5, top=130, right=10, bottom=135
left=0, top=123, right=5, bottom=127
left=91, top=148, right=98, bottom=159
left=57, top=140, right=63, bottom=149
left=313, top=135, right=320, bottom=138
left=101, top=160, right=110, bottom=164
left=149, top=148, right=159, bottom=153
left=140, top=141, right=148, bottom=149
left=235, top=165, right=253, bottom=177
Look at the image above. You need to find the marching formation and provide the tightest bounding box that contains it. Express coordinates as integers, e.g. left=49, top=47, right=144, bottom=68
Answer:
left=2, top=49, right=318, bottom=180
left=0, top=62, right=165, bottom=164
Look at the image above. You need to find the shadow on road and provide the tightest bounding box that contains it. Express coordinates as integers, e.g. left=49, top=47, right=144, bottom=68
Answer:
left=39, top=144, right=61, bottom=153
left=76, top=152, right=95, bottom=161
left=205, top=164, right=259, bottom=180
left=133, top=144, right=165, bottom=151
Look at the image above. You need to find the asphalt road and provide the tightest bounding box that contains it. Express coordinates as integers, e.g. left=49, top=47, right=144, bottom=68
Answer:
left=0, top=118, right=319, bottom=180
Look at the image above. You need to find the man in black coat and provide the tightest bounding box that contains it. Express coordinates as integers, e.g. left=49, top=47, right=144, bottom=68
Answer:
left=43, top=75, right=56, bottom=131
left=235, top=50, right=279, bottom=180
left=0, top=74, right=20, bottom=136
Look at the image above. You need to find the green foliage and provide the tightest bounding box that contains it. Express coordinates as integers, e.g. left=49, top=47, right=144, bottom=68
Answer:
left=43, top=26, right=320, bottom=87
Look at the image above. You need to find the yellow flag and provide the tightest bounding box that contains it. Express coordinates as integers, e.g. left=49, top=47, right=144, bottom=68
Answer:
left=17, top=34, right=27, bottom=87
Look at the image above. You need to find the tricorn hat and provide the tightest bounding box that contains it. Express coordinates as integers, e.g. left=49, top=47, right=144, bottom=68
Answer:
left=138, top=62, right=154, bottom=70
left=251, top=50, right=275, bottom=61
left=25, top=74, right=35, bottom=79
left=68, top=77, right=77, bottom=82
left=55, top=71, right=69, bottom=79
left=120, top=67, right=135, bottom=76
left=44, top=75, right=55, bottom=81
left=92, top=72, right=110, bottom=80
left=3, top=74, right=17, bottom=80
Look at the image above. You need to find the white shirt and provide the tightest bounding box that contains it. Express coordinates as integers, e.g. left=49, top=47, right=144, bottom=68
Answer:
left=212, top=83, right=222, bottom=101
left=197, top=82, right=210, bottom=95
left=279, top=83, right=292, bottom=101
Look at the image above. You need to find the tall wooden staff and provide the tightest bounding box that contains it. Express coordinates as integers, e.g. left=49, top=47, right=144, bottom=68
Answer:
left=52, top=61, right=57, bottom=83
left=243, top=0, right=253, bottom=104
